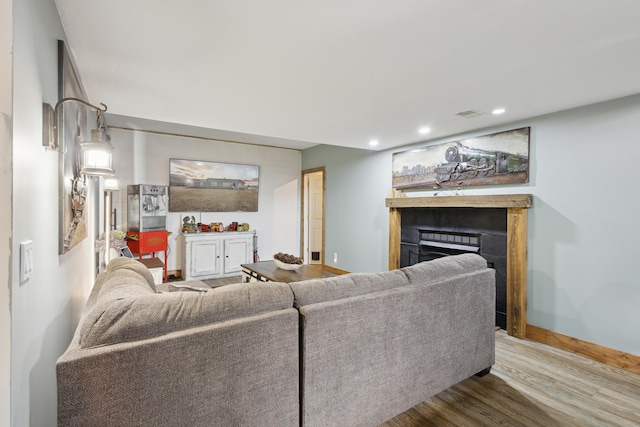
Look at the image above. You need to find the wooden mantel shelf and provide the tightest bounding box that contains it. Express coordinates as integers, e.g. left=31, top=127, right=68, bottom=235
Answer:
left=385, top=194, right=533, bottom=209
left=387, top=193, right=532, bottom=339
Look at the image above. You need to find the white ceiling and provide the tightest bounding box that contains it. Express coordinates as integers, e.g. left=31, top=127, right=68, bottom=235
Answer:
left=55, top=0, right=640, bottom=151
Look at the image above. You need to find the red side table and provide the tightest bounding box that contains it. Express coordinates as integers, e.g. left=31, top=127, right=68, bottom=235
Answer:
left=126, top=230, right=168, bottom=282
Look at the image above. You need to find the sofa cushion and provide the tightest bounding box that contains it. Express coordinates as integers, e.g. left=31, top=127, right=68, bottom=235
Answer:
left=84, top=258, right=157, bottom=312
left=289, top=269, right=408, bottom=308
left=401, top=253, right=487, bottom=285
left=105, top=257, right=157, bottom=291
left=79, top=281, right=294, bottom=348
left=98, top=269, right=158, bottom=302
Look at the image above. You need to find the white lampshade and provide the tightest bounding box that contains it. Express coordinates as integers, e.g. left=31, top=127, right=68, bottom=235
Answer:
left=103, top=176, right=119, bottom=192
left=80, top=128, right=115, bottom=177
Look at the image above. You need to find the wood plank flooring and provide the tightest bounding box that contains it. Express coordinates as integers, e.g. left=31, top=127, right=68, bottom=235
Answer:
left=201, top=275, right=242, bottom=287
left=380, top=331, right=640, bottom=427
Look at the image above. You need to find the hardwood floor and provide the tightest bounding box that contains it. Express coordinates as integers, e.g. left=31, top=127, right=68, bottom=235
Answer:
left=380, top=331, right=640, bottom=427
left=201, top=275, right=243, bottom=287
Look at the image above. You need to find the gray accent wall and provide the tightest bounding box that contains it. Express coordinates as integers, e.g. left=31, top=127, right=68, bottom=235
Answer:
left=302, top=94, right=640, bottom=358
left=302, top=146, right=392, bottom=272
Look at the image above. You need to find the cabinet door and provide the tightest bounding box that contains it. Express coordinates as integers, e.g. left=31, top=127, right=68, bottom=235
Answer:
left=189, top=240, right=221, bottom=277
left=224, top=237, right=251, bottom=274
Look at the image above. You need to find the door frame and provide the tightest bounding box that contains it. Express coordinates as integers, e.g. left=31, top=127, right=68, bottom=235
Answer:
left=301, top=167, right=326, bottom=265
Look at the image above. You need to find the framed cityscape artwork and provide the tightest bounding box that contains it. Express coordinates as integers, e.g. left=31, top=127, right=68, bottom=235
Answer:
left=392, top=127, right=530, bottom=191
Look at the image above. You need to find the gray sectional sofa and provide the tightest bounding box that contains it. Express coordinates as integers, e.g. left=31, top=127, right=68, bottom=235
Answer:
left=57, top=253, right=495, bottom=427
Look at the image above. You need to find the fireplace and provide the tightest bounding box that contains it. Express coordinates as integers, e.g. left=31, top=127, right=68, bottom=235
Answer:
left=386, top=194, right=532, bottom=338
left=400, top=208, right=508, bottom=329
left=404, top=228, right=482, bottom=265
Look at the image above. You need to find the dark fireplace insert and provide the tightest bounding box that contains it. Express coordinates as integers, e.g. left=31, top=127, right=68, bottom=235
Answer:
left=400, top=207, right=507, bottom=329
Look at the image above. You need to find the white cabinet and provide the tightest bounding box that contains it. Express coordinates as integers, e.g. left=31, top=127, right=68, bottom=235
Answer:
left=182, top=231, right=254, bottom=280
left=189, top=238, right=222, bottom=277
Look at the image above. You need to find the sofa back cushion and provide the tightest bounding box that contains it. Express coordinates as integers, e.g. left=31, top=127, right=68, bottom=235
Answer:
left=105, top=257, right=157, bottom=291
left=289, top=269, right=408, bottom=308
left=84, top=258, right=157, bottom=311
left=80, top=281, right=294, bottom=348
left=401, top=253, right=487, bottom=285
left=290, top=253, right=488, bottom=308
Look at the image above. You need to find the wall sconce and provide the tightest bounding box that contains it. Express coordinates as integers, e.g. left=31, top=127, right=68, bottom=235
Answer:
left=103, top=176, right=119, bottom=192
left=42, top=97, right=115, bottom=177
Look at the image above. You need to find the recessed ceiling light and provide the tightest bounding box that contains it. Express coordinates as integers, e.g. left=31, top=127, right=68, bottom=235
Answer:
left=418, top=126, right=431, bottom=135
left=369, top=139, right=379, bottom=147
left=492, top=108, right=506, bottom=115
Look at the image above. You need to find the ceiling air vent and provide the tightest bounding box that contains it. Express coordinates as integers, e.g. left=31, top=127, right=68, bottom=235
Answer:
left=455, top=109, right=485, bottom=118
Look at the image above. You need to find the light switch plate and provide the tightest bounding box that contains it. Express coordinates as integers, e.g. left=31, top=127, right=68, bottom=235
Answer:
left=20, top=240, right=33, bottom=282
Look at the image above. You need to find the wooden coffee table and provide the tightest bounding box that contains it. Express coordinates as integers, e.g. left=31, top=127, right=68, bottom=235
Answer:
left=241, top=260, right=342, bottom=283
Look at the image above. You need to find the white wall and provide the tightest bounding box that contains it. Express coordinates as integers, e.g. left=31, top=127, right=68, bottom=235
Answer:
left=12, top=0, right=98, bottom=425
left=109, top=128, right=302, bottom=272
left=302, top=94, right=640, bottom=357
left=1, top=0, right=13, bottom=424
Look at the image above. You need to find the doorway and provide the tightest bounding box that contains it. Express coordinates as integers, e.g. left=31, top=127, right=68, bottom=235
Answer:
left=301, top=167, right=325, bottom=265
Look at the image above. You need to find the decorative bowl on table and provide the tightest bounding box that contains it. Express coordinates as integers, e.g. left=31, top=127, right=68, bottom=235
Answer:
left=273, top=259, right=303, bottom=270
left=273, top=252, right=304, bottom=270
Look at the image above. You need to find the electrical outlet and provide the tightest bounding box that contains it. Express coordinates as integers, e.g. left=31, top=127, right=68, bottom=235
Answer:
left=333, top=252, right=338, bottom=263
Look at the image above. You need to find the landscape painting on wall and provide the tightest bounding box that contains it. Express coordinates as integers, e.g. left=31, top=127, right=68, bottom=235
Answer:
left=392, top=127, right=530, bottom=191
left=169, top=159, right=260, bottom=212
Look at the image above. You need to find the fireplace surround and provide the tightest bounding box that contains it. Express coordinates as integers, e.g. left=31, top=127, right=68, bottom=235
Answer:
left=386, top=194, right=532, bottom=338
left=400, top=208, right=508, bottom=328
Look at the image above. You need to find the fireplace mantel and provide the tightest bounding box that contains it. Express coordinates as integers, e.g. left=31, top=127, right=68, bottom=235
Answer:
left=387, top=193, right=532, bottom=338
left=385, top=193, right=532, bottom=209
